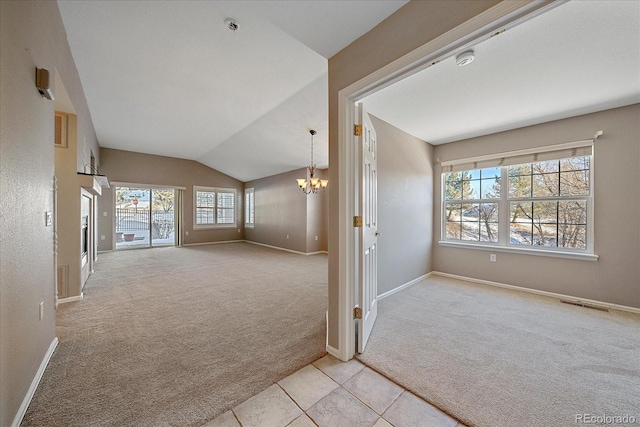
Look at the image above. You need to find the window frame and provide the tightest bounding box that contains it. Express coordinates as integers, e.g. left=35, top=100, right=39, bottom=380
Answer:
left=193, top=186, right=237, bottom=229
left=439, top=144, right=597, bottom=261
left=245, top=188, right=255, bottom=228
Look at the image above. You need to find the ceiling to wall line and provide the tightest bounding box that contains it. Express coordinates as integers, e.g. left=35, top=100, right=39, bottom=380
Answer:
left=58, top=1, right=639, bottom=181
left=362, top=0, right=640, bottom=145
left=57, top=0, right=408, bottom=182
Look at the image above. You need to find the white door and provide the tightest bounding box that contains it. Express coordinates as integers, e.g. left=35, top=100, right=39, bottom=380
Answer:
left=357, top=103, right=379, bottom=353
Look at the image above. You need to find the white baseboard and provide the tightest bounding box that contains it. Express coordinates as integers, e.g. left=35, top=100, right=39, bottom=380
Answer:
left=326, top=344, right=344, bottom=361
left=432, top=271, right=640, bottom=315
left=179, top=239, right=328, bottom=256
left=57, top=293, right=83, bottom=304
left=182, top=239, right=244, bottom=247
left=12, top=337, right=58, bottom=427
left=377, top=273, right=432, bottom=300
left=245, top=240, right=327, bottom=256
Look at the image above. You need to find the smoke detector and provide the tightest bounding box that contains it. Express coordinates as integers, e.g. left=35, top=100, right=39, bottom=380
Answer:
left=456, top=50, right=475, bottom=66
left=224, top=18, right=239, bottom=32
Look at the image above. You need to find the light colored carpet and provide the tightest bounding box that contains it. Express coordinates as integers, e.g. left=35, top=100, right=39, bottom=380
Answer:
left=22, top=242, right=328, bottom=427
left=356, top=275, right=640, bottom=427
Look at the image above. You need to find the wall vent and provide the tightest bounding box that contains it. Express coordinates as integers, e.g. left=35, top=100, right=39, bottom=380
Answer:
left=560, top=300, right=608, bottom=312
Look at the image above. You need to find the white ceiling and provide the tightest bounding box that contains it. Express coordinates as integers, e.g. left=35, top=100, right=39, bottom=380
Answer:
left=58, top=1, right=639, bottom=182
left=56, top=0, right=408, bottom=182
left=363, top=0, right=640, bottom=145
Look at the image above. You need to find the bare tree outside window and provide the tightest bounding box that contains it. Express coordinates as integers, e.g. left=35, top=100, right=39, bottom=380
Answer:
left=443, top=154, right=590, bottom=252
left=445, top=168, right=500, bottom=242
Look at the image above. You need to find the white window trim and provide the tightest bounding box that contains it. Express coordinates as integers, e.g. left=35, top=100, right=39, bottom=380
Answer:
left=193, top=186, right=237, bottom=229
left=438, top=240, right=598, bottom=261
left=245, top=188, right=254, bottom=228
left=439, top=144, right=596, bottom=261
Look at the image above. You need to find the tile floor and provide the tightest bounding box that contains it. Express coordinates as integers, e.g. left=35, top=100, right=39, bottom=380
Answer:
left=202, top=354, right=465, bottom=427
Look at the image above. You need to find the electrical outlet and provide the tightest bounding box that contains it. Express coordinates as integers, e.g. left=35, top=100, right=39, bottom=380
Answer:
left=286, top=234, right=289, bottom=239
left=103, top=211, right=108, bottom=217
left=39, top=302, right=44, bottom=320
left=185, top=231, right=189, bottom=236
left=101, top=235, right=105, bottom=240
left=238, top=229, right=241, bottom=233
left=315, top=236, right=318, bottom=241
left=490, top=253, right=497, bottom=262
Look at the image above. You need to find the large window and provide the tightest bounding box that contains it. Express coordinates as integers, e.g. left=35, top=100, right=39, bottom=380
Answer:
left=245, top=188, right=254, bottom=227
left=194, top=186, right=236, bottom=228
left=442, top=142, right=593, bottom=255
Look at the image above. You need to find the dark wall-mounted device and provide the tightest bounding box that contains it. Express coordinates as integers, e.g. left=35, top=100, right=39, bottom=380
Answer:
left=36, top=67, right=54, bottom=100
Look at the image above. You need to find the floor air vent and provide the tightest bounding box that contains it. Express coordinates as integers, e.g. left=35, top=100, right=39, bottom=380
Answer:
left=560, top=300, right=609, bottom=312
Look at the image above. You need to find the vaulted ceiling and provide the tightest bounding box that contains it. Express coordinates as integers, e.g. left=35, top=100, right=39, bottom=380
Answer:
left=57, top=0, right=408, bottom=181
left=58, top=1, right=639, bottom=182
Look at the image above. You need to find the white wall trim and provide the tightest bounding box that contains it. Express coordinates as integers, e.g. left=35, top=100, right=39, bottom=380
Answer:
left=437, top=241, right=599, bottom=262
left=182, top=240, right=243, bottom=247
left=432, top=271, right=640, bottom=315
left=57, top=293, right=84, bottom=304
left=160, top=239, right=327, bottom=255
left=326, top=343, right=343, bottom=361
left=244, top=240, right=327, bottom=256
left=110, top=181, right=186, bottom=190
left=12, top=337, right=59, bottom=427
left=377, top=273, right=432, bottom=301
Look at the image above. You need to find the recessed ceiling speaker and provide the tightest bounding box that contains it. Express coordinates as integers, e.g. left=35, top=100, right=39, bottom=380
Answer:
left=36, top=67, right=54, bottom=100
left=456, top=50, right=475, bottom=67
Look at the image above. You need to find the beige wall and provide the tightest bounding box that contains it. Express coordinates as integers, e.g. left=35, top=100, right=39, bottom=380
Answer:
left=98, top=148, right=245, bottom=249
left=327, top=0, right=500, bottom=349
left=245, top=168, right=328, bottom=253
left=433, top=104, right=640, bottom=308
left=0, top=1, right=99, bottom=425
left=307, top=169, right=329, bottom=253
left=372, top=116, right=434, bottom=295
left=55, top=114, right=82, bottom=298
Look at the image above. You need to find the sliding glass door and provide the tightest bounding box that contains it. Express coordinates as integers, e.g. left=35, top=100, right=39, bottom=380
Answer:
left=115, top=187, right=175, bottom=249
left=150, top=189, right=175, bottom=247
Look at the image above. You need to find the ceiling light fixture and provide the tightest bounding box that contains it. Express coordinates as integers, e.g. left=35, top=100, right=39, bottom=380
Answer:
left=296, top=130, right=328, bottom=195
left=224, top=18, right=239, bottom=32
left=456, top=50, right=475, bottom=66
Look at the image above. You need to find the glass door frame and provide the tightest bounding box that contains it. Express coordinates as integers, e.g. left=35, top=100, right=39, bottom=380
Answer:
left=113, top=183, right=181, bottom=250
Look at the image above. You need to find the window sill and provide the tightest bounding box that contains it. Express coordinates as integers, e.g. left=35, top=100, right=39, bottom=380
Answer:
left=437, top=240, right=599, bottom=261
left=193, top=225, right=237, bottom=230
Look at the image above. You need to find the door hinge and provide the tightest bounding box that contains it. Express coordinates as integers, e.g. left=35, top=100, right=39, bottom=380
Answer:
left=354, top=124, right=362, bottom=136
left=353, top=216, right=363, bottom=227
left=354, top=307, right=362, bottom=319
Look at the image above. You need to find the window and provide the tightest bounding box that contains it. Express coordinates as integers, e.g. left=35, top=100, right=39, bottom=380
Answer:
left=444, top=167, right=501, bottom=243
left=194, top=186, right=236, bottom=228
left=245, top=188, right=254, bottom=227
left=442, top=142, right=593, bottom=256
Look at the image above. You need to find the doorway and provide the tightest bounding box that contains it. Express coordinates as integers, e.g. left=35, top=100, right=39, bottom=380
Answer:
left=332, top=1, right=557, bottom=361
left=115, top=186, right=176, bottom=249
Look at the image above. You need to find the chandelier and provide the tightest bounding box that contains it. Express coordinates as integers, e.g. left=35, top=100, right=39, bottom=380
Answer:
left=296, top=130, right=328, bottom=194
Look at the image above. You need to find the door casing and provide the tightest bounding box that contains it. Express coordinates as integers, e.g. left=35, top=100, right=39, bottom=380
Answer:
left=331, top=0, right=559, bottom=362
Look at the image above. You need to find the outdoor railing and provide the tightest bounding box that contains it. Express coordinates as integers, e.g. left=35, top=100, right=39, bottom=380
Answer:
left=116, top=208, right=174, bottom=238
left=116, top=208, right=151, bottom=231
